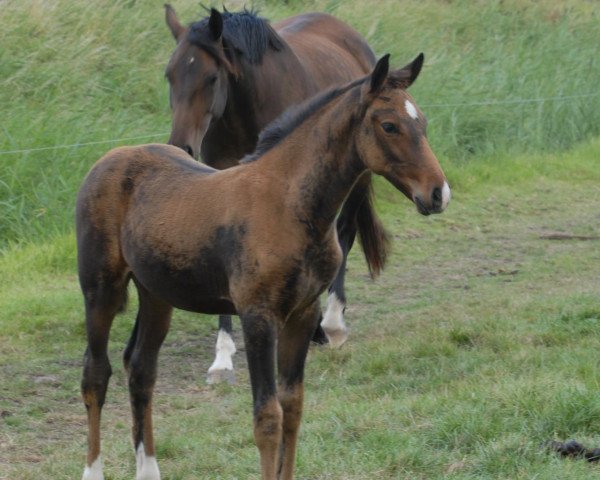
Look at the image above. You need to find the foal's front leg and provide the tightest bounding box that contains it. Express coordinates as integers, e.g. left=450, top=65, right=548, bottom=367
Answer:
left=240, top=312, right=282, bottom=480
left=277, top=303, right=321, bottom=480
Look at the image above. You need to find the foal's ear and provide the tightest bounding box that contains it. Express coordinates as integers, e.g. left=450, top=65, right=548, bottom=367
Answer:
left=370, top=54, right=390, bottom=94
left=208, top=8, right=224, bottom=41
left=391, top=53, right=425, bottom=89
left=165, top=4, right=185, bottom=41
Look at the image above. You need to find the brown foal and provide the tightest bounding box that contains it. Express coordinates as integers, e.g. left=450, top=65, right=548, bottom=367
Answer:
left=77, top=53, right=450, bottom=480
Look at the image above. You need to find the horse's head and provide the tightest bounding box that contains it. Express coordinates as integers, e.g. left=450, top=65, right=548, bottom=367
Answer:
left=165, top=6, right=234, bottom=158
left=356, top=54, right=450, bottom=215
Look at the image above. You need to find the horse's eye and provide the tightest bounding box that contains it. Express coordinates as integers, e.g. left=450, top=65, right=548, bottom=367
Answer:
left=207, top=75, right=218, bottom=86
left=381, top=122, right=399, bottom=134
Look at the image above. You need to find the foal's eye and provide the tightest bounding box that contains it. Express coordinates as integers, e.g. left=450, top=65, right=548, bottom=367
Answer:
left=207, top=75, right=218, bottom=86
left=381, top=122, right=399, bottom=135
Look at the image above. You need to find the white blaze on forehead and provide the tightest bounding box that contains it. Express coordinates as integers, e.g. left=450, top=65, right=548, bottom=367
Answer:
left=405, top=99, right=419, bottom=120
left=188, top=56, right=195, bottom=65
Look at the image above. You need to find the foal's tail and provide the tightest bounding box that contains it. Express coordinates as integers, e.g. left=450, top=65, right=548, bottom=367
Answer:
left=340, top=173, right=390, bottom=278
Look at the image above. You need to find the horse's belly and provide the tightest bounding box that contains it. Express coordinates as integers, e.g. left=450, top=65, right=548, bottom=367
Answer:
left=129, top=253, right=236, bottom=315
left=137, top=272, right=236, bottom=315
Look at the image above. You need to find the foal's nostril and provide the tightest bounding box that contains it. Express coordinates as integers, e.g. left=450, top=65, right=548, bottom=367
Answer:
left=432, top=187, right=442, bottom=205
left=183, top=145, right=194, bottom=157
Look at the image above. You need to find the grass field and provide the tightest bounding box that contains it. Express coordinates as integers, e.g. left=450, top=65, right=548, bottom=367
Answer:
left=1, top=0, right=600, bottom=479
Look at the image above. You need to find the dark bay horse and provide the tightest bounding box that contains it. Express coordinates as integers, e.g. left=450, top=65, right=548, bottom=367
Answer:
left=165, top=6, right=390, bottom=381
left=77, top=54, right=450, bottom=480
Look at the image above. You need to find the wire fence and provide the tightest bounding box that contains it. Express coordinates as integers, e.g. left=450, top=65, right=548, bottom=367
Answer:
left=0, top=132, right=170, bottom=156
left=1, top=91, right=599, bottom=156
left=420, top=92, right=600, bottom=108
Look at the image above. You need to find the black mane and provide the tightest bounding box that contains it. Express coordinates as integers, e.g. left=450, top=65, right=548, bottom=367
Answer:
left=188, top=9, right=285, bottom=64
left=241, top=77, right=366, bottom=163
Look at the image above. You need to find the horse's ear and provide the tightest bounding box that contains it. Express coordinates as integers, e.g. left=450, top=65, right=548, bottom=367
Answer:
left=209, top=8, right=223, bottom=41
left=370, top=54, right=390, bottom=94
left=165, top=4, right=185, bottom=42
left=391, top=53, right=424, bottom=88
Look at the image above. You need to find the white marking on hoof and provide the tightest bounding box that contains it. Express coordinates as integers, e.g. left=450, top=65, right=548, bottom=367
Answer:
left=82, top=456, right=104, bottom=480
left=405, top=99, right=419, bottom=120
left=321, top=293, right=348, bottom=348
left=207, top=330, right=236, bottom=384
left=441, top=181, right=451, bottom=210
left=136, top=443, right=160, bottom=480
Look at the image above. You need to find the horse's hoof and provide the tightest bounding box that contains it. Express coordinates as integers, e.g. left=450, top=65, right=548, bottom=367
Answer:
left=207, top=369, right=236, bottom=385
left=323, top=327, right=348, bottom=348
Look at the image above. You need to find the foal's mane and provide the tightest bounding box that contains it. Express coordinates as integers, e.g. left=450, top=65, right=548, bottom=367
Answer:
left=188, top=8, right=285, bottom=65
left=241, top=77, right=366, bottom=163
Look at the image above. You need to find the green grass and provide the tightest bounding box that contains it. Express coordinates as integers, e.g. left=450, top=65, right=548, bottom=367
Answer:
left=2, top=0, right=600, bottom=478
left=2, top=139, right=600, bottom=479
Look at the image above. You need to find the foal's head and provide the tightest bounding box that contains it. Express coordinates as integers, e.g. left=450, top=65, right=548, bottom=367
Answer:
left=356, top=54, right=450, bottom=215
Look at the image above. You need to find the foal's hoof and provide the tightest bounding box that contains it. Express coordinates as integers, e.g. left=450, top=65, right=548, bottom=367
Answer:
left=207, top=368, right=236, bottom=385
left=322, top=326, right=349, bottom=348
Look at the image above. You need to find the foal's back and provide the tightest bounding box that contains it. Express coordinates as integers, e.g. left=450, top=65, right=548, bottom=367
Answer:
left=77, top=144, right=217, bottom=233
left=76, top=144, right=313, bottom=314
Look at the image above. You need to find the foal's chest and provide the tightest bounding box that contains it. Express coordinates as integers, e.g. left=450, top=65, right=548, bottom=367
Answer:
left=298, top=234, right=343, bottom=296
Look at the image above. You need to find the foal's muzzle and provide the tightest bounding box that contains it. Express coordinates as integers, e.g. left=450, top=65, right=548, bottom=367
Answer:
left=415, top=181, right=451, bottom=215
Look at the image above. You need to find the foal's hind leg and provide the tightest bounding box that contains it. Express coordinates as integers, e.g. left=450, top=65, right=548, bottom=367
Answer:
left=207, top=314, right=236, bottom=384
left=81, top=278, right=128, bottom=480
left=126, top=279, right=172, bottom=480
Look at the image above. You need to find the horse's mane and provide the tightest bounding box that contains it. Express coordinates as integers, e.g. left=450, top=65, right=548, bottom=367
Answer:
left=241, top=77, right=366, bottom=163
left=188, top=8, right=285, bottom=65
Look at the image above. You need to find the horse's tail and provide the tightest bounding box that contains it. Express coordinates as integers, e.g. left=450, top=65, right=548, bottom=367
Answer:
left=338, top=173, right=390, bottom=278
left=355, top=174, right=390, bottom=277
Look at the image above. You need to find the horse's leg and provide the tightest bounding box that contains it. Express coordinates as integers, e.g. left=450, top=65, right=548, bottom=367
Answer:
left=310, top=313, right=329, bottom=345
left=322, top=173, right=389, bottom=348
left=207, top=314, right=236, bottom=384
left=322, top=211, right=354, bottom=348
left=240, top=312, right=281, bottom=480
left=277, top=302, right=321, bottom=480
left=81, top=279, right=128, bottom=480
left=126, top=280, right=173, bottom=480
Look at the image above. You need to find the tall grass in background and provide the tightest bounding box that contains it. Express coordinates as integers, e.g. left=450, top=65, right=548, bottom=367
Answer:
left=1, top=0, right=599, bottom=248
left=278, top=0, right=600, bottom=158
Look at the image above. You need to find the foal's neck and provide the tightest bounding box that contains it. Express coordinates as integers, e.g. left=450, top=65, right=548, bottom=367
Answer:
left=263, top=85, right=366, bottom=237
